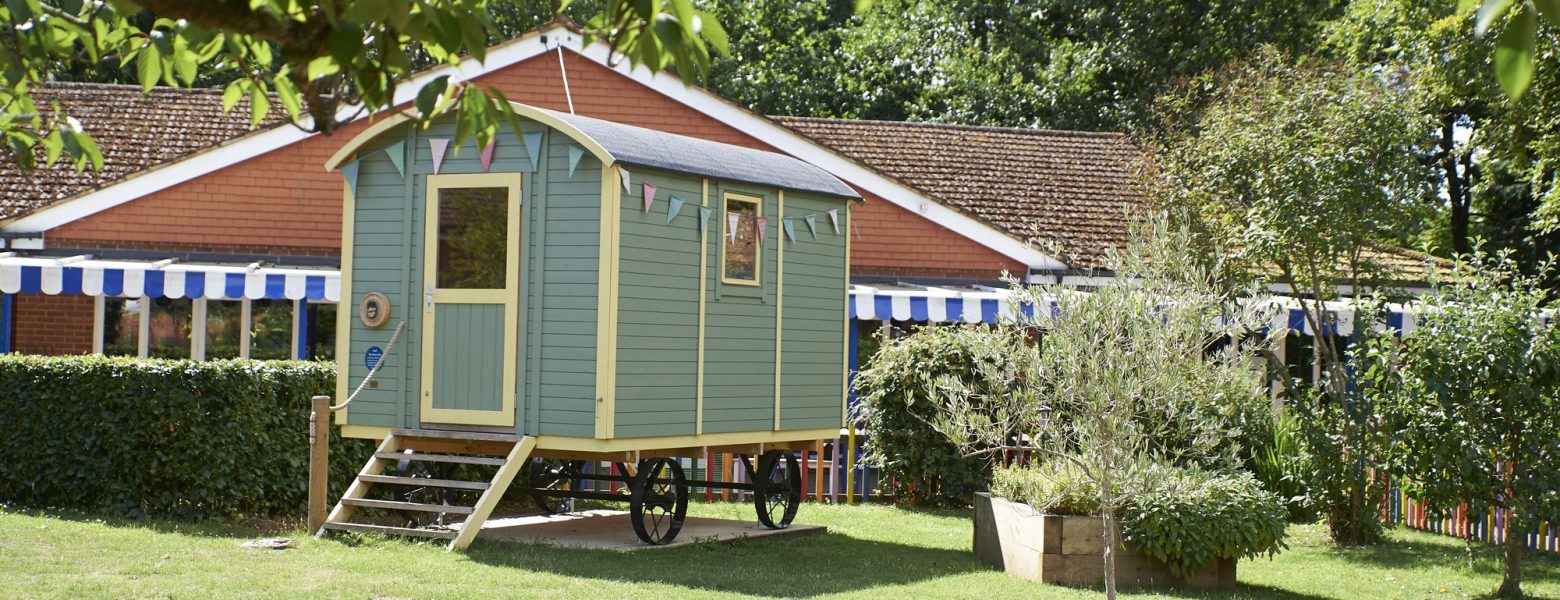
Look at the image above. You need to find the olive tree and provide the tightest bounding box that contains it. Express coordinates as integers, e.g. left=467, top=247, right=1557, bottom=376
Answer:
left=1360, top=253, right=1560, bottom=598
left=928, top=219, right=1279, bottom=599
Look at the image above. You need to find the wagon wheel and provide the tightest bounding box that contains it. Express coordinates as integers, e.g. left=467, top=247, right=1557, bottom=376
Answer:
left=393, top=456, right=458, bottom=527
left=530, top=459, right=585, bottom=515
left=629, top=457, right=688, bottom=545
left=752, top=450, right=801, bottom=529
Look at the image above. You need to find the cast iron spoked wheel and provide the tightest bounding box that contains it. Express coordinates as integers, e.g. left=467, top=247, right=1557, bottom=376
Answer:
left=394, top=456, right=458, bottom=527
left=628, top=457, right=688, bottom=545
left=531, top=458, right=586, bottom=515
left=752, top=450, right=801, bottom=529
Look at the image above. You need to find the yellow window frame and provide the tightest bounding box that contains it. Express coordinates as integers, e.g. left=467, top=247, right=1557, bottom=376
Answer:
left=721, top=192, right=763, bottom=287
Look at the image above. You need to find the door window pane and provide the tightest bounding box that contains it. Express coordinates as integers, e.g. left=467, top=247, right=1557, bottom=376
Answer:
left=306, top=302, right=336, bottom=361
left=206, top=300, right=243, bottom=360
left=102, top=298, right=139, bottom=356
left=148, top=298, right=193, bottom=359
left=436, top=187, right=508, bottom=289
left=723, top=196, right=760, bottom=282
left=251, top=299, right=292, bottom=360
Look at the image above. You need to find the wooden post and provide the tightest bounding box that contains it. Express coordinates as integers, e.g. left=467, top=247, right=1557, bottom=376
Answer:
left=308, top=395, right=331, bottom=533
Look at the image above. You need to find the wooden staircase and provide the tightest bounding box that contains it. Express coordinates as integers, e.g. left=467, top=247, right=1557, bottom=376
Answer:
left=317, top=429, right=536, bottom=550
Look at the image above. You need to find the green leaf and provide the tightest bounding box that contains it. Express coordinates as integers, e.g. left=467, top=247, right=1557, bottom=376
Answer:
left=1495, top=8, right=1537, bottom=99
left=415, top=75, right=449, bottom=118
left=271, top=72, right=302, bottom=119
left=1535, top=0, right=1560, bottom=23
left=221, top=80, right=245, bottom=111
left=248, top=84, right=271, bottom=128
left=137, top=44, right=162, bottom=92
left=1477, top=0, right=1516, bottom=37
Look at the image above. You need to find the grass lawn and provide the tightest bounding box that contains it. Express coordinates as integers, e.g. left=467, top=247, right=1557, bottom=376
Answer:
left=2, top=501, right=1558, bottom=599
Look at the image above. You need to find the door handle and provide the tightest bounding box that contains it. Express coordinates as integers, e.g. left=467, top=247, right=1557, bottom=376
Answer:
left=424, top=284, right=434, bottom=313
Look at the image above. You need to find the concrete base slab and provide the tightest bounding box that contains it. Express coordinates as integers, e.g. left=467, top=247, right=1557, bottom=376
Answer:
left=461, top=509, right=825, bottom=551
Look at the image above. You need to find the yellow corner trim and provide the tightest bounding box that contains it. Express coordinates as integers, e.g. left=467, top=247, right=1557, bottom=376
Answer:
left=334, top=181, right=356, bottom=427
left=340, top=424, right=394, bottom=440
left=774, top=188, right=784, bottom=430
left=696, top=178, right=709, bottom=435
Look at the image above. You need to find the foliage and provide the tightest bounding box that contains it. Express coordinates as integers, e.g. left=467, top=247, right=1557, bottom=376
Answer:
left=706, top=0, right=1342, bottom=132
left=0, top=0, right=726, bottom=172
left=1291, top=384, right=1391, bottom=545
left=1247, top=411, right=1314, bottom=521
left=927, top=217, right=1279, bottom=598
left=0, top=355, right=371, bottom=519
left=991, top=460, right=1289, bottom=579
left=1464, top=0, right=1560, bottom=99
left=851, top=324, right=1035, bottom=506
left=1360, top=252, right=1560, bottom=598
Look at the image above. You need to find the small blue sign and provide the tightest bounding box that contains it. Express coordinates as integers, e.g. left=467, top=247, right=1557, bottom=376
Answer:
left=365, top=346, right=384, bottom=370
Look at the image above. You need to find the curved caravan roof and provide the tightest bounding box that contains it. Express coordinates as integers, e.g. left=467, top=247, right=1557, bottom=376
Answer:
left=327, top=102, right=860, bottom=200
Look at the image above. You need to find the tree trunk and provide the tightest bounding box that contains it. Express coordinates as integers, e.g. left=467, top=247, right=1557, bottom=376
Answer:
left=1497, top=512, right=1523, bottom=597
left=1441, top=114, right=1472, bottom=256
left=1103, top=512, right=1118, bottom=600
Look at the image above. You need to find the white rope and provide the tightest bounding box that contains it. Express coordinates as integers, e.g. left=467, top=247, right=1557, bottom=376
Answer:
left=556, top=41, right=575, bottom=114
left=331, top=320, right=405, bottom=412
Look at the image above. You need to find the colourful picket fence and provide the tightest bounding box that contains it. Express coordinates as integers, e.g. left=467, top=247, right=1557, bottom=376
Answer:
left=1385, top=483, right=1560, bottom=554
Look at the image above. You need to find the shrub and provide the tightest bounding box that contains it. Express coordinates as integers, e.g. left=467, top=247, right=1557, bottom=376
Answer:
left=852, top=324, right=1036, bottom=506
left=992, top=460, right=1289, bottom=578
left=0, top=354, right=372, bottom=519
left=1247, top=411, right=1313, bottom=521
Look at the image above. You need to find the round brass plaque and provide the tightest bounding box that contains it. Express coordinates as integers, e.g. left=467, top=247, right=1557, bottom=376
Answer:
left=358, top=292, right=391, bottom=328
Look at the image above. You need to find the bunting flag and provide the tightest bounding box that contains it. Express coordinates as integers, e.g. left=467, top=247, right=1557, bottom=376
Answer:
left=728, top=213, right=740, bottom=242
left=666, top=195, right=685, bottom=224
left=828, top=209, right=841, bottom=234
left=756, top=216, right=768, bottom=245
left=620, top=167, right=632, bottom=193
left=385, top=140, right=406, bottom=177
left=804, top=214, right=818, bottom=239
left=479, top=139, right=497, bottom=172
left=568, top=145, right=584, bottom=177
left=783, top=217, right=797, bottom=242
left=522, top=130, right=544, bottom=171
left=698, top=206, right=713, bottom=235
left=429, top=137, right=450, bottom=174
left=642, top=182, right=657, bottom=212
left=340, top=160, right=361, bottom=196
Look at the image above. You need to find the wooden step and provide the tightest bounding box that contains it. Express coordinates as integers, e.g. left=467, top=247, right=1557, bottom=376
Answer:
left=374, top=452, right=507, bottom=466
left=359, top=474, right=491, bottom=491
left=392, top=428, right=520, bottom=443
left=341, top=498, right=475, bottom=515
left=321, top=521, right=458, bottom=540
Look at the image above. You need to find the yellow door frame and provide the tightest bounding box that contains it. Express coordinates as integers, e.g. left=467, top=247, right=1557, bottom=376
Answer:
left=420, top=172, right=524, bottom=427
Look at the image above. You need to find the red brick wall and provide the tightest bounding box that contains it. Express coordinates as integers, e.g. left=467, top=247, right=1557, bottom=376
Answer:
left=850, top=190, right=1025, bottom=280
left=11, top=292, right=94, bottom=355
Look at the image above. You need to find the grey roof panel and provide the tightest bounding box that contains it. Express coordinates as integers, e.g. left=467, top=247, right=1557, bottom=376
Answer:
left=543, top=109, right=860, bottom=199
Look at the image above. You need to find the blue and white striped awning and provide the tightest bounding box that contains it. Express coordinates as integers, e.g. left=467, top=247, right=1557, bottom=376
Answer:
left=849, top=284, right=1419, bottom=336
left=0, top=256, right=340, bottom=302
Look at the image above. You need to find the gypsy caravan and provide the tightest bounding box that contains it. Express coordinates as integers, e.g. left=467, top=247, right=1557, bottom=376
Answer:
left=317, top=103, right=858, bottom=550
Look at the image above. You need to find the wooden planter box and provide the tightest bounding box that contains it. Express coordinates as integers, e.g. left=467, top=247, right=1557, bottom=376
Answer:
left=972, top=493, right=1236, bottom=589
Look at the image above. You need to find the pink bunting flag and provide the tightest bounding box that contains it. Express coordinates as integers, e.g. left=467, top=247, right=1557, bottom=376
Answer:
left=479, top=139, right=497, bottom=172
left=728, top=213, right=740, bottom=242
left=756, top=216, right=768, bottom=245
left=429, top=138, right=450, bottom=174
left=642, top=182, right=657, bottom=212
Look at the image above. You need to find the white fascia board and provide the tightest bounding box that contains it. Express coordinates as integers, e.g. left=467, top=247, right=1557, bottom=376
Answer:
left=561, top=30, right=1066, bottom=270
left=1, top=33, right=557, bottom=235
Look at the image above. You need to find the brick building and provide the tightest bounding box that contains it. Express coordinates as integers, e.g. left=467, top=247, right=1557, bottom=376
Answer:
left=0, top=24, right=1142, bottom=360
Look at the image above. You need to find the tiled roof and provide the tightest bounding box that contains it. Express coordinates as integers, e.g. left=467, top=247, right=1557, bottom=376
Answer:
left=774, top=117, right=1146, bottom=269
left=0, top=82, right=285, bottom=222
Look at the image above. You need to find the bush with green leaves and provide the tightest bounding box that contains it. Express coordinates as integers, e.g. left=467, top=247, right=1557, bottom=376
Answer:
left=0, top=355, right=372, bottom=519
left=1248, top=410, right=1313, bottom=521
left=992, top=460, right=1289, bottom=579
left=851, top=324, right=1037, bottom=506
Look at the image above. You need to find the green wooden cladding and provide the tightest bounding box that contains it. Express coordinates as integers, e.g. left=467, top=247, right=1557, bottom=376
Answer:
left=341, top=115, right=851, bottom=439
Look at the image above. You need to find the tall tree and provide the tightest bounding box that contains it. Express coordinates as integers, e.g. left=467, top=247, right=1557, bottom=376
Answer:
left=1148, top=54, right=1436, bottom=544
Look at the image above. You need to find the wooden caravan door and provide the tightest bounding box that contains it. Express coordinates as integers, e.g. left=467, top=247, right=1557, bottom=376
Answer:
left=420, top=173, right=522, bottom=426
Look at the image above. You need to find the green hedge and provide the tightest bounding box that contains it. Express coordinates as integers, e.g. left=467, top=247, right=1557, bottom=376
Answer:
left=0, top=354, right=373, bottom=519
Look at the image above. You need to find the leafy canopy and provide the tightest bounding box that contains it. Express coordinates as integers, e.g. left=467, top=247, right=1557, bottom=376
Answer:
left=0, top=0, right=728, bottom=172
